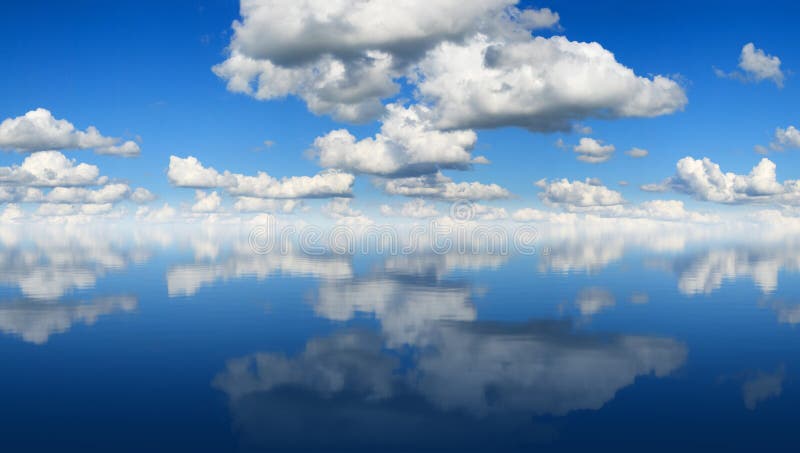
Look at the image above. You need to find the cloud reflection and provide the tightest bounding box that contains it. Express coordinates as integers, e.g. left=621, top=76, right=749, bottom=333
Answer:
left=214, top=320, right=686, bottom=449
left=0, top=295, right=137, bottom=344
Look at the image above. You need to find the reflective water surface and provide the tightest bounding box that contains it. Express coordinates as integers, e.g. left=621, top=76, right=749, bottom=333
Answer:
left=1, top=225, right=798, bottom=451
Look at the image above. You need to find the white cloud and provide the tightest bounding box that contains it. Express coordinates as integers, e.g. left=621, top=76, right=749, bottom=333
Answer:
left=511, top=208, right=578, bottom=223
left=35, top=203, right=114, bottom=217
left=0, top=204, right=24, bottom=223
left=416, top=35, right=687, bottom=131
left=515, top=7, right=560, bottom=29
left=313, top=104, right=478, bottom=176
left=573, top=138, right=615, bottom=163
left=213, top=0, right=536, bottom=122
left=136, top=203, right=177, bottom=223
left=739, top=43, right=784, bottom=87
left=233, top=197, right=301, bottom=213
left=166, top=155, right=233, bottom=188
left=0, top=187, right=44, bottom=203
left=43, top=183, right=130, bottom=204
left=130, top=187, right=157, bottom=204
left=0, top=108, right=140, bottom=156
left=95, top=140, right=141, bottom=157
left=0, top=151, right=106, bottom=187
left=656, top=157, right=800, bottom=204
left=529, top=178, right=718, bottom=223
left=626, top=147, right=649, bottom=158
left=168, top=155, right=355, bottom=198
left=535, top=178, right=624, bottom=209
left=618, top=200, right=719, bottom=223
left=770, top=125, right=800, bottom=151
left=191, top=190, right=223, bottom=213
left=716, top=43, right=784, bottom=88
left=380, top=198, right=440, bottom=218
left=320, top=198, right=373, bottom=225
left=382, top=172, right=510, bottom=201
left=215, top=1, right=683, bottom=129
left=471, top=204, right=508, bottom=221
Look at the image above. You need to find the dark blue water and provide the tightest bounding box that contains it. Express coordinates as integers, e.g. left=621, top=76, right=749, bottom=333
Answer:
left=0, top=226, right=797, bottom=451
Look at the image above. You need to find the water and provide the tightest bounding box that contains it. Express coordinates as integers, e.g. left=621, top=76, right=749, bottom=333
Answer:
left=0, top=225, right=798, bottom=451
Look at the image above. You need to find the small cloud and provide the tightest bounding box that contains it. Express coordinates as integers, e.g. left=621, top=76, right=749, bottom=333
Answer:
left=625, top=147, right=649, bottom=158
left=742, top=365, right=785, bottom=410
left=573, top=137, right=615, bottom=164
left=769, top=125, right=800, bottom=151
left=715, top=43, right=785, bottom=88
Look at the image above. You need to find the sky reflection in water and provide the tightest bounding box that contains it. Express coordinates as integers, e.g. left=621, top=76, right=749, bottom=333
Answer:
left=0, top=224, right=798, bottom=451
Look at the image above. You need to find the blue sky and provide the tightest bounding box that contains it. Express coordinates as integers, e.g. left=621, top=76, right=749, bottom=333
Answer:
left=1, top=0, right=799, bottom=223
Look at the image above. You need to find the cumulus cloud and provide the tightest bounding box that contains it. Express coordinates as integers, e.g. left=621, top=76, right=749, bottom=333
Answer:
left=380, top=198, right=440, bottom=218
left=0, top=108, right=140, bottom=156
left=573, top=138, right=615, bottom=163
left=130, top=187, right=157, bottom=204
left=167, top=155, right=355, bottom=199
left=382, top=172, right=511, bottom=201
left=528, top=178, right=718, bottom=223
left=716, top=43, right=784, bottom=88
left=536, top=178, right=624, bottom=209
left=0, top=151, right=153, bottom=218
left=416, top=35, right=686, bottom=132
left=0, top=151, right=106, bottom=187
left=769, top=125, right=800, bottom=151
left=212, top=0, right=538, bottom=122
left=191, top=190, right=223, bottom=213
left=651, top=156, right=800, bottom=204
left=313, top=104, right=480, bottom=176
left=215, top=1, right=684, bottom=128
left=42, top=184, right=130, bottom=204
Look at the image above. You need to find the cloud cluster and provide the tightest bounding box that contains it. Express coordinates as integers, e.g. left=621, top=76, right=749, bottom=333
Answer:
left=382, top=172, right=510, bottom=201
left=313, top=104, right=482, bottom=176
left=529, top=178, right=717, bottom=223
left=0, top=151, right=154, bottom=221
left=0, top=151, right=105, bottom=187
left=649, top=156, right=800, bottom=205
left=167, top=155, right=355, bottom=201
left=215, top=1, right=685, bottom=129
left=213, top=0, right=529, bottom=122
left=0, top=108, right=140, bottom=156
left=536, top=178, right=625, bottom=209
left=417, top=35, right=686, bottom=132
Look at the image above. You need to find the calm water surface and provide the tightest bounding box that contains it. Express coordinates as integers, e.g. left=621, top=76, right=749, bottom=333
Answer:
left=1, top=226, right=798, bottom=451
